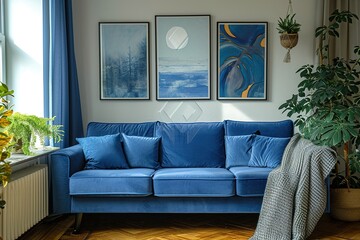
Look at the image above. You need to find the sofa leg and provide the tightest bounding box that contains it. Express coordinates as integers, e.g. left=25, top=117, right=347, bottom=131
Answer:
left=73, top=213, right=83, bottom=234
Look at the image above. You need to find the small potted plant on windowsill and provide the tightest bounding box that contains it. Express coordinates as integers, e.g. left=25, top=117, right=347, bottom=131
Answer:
left=6, top=112, right=63, bottom=155
left=279, top=9, right=360, bottom=221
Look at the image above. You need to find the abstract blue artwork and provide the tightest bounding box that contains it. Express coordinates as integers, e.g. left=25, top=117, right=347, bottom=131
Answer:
left=99, top=22, right=149, bottom=100
left=156, top=15, right=211, bottom=100
left=217, top=22, right=267, bottom=100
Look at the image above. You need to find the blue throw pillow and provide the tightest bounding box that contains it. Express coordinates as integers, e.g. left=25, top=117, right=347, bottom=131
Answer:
left=225, top=135, right=254, bottom=168
left=248, top=135, right=290, bottom=168
left=122, top=133, right=161, bottom=169
left=76, top=133, right=129, bottom=169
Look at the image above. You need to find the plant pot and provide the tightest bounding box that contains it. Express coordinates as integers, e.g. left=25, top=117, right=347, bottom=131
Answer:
left=280, top=33, right=298, bottom=49
left=13, top=138, right=24, bottom=153
left=330, top=188, right=360, bottom=221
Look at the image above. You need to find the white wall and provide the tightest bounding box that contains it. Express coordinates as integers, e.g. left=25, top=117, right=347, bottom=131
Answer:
left=72, top=0, right=317, bottom=127
left=5, top=0, right=43, bottom=116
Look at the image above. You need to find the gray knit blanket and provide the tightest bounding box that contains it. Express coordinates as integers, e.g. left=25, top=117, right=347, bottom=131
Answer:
left=250, top=134, right=336, bottom=240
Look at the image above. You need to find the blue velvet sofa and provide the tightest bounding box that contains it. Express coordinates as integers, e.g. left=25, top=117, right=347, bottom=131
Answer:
left=50, top=120, right=293, bottom=230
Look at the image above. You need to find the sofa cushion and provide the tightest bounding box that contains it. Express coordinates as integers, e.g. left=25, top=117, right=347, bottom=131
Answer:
left=155, top=122, right=225, bottom=168
left=225, top=120, right=293, bottom=138
left=86, top=122, right=156, bottom=139
left=122, top=134, right=161, bottom=169
left=225, top=135, right=254, bottom=168
left=229, top=166, right=272, bottom=196
left=248, top=135, right=290, bottom=168
left=70, top=169, right=155, bottom=196
left=76, top=134, right=129, bottom=169
left=153, top=168, right=235, bottom=197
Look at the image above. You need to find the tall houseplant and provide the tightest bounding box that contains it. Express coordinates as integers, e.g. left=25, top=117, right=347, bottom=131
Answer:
left=7, top=112, right=63, bottom=155
left=0, top=83, right=14, bottom=209
left=279, top=10, right=360, bottom=221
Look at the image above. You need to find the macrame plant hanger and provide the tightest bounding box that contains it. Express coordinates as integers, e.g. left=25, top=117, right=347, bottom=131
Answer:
left=287, top=0, right=293, bottom=20
left=280, top=0, right=298, bottom=63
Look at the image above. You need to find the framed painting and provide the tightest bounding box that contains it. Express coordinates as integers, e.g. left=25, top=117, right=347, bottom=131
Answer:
left=155, top=15, right=211, bottom=100
left=99, top=22, right=150, bottom=100
left=217, top=22, right=267, bottom=100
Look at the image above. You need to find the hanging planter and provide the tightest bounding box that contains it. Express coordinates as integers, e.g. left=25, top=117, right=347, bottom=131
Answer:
left=280, top=33, right=298, bottom=49
left=277, top=14, right=301, bottom=62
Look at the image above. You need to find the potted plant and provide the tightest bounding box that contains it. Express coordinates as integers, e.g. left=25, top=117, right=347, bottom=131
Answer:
left=0, top=82, right=14, bottom=209
left=6, top=112, right=63, bottom=155
left=277, top=13, right=301, bottom=50
left=279, top=9, right=360, bottom=221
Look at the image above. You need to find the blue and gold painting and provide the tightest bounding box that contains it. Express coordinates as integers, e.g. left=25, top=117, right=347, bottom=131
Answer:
left=218, top=22, right=267, bottom=100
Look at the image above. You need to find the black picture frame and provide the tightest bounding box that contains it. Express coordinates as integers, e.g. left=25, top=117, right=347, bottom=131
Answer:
left=155, top=15, right=211, bottom=100
left=217, top=22, right=268, bottom=100
left=99, top=22, right=150, bottom=100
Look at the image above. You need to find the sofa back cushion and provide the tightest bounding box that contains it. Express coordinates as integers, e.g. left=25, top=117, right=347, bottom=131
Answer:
left=86, top=122, right=156, bottom=139
left=225, top=120, right=293, bottom=138
left=155, top=122, right=225, bottom=168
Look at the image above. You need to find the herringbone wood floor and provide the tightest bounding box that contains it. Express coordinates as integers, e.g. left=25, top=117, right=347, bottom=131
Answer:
left=18, top=213, right=360, bottom=240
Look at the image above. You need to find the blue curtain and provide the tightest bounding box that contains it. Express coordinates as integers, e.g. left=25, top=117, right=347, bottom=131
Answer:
left=43, top=0, right=83, bottom=148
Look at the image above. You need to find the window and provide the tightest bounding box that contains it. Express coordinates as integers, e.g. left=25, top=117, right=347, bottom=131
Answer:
left=5, top=0, right=43, bottom=116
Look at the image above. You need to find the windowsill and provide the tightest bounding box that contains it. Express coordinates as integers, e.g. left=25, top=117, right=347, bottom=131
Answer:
left=8, top=147, right=59, bottom=171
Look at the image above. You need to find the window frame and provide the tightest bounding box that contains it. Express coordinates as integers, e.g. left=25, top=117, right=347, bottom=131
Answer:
left=0, top=0, right=6, bottom=84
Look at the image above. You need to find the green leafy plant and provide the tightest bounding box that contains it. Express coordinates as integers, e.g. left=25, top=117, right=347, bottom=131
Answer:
left=7, top=112, right=63, bottom=155
left=279, top=10, right=360, bottom=189
left=277, top=14, right=301, bottom=34
left=0, top=82, right=14, bottom=209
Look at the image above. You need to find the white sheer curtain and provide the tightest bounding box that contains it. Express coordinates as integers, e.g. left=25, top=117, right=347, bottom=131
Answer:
left=315, top=0, right=360, bottom=63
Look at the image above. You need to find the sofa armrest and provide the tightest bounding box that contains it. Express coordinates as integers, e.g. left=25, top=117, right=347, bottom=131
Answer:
left=50, top=144, right=85, bottom=214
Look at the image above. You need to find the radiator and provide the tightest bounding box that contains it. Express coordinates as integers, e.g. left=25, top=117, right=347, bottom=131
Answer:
left=0, top=165, right=49, bottom=240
